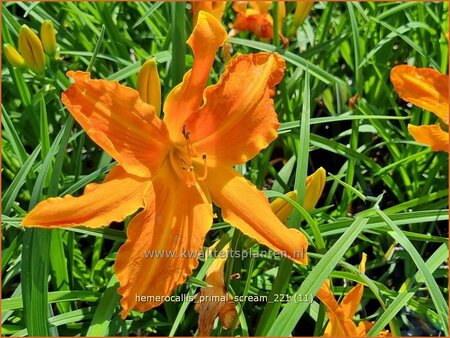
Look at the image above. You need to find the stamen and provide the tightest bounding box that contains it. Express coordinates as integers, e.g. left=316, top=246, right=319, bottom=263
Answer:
left=170, top=149, right=196, bottom=187
left=191, top=177, right=215, bottom=219
left=169, top=150, right=187, bottom=182
left=181, top=125, right=199, bottom=159
left=182, top=124, right=190, bottom=140
left=196, top=153, right=208, bottom=181
left=185, top=170, right=195, bottom=188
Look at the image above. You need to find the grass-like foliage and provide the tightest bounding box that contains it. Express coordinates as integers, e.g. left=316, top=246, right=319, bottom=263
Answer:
left=1, top=1, right=448, bottom=336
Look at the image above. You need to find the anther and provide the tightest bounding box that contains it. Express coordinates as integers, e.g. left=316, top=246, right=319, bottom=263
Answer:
left=197, top=153, right=208, bottom=181
left=182, top=124, right=190, bottom=140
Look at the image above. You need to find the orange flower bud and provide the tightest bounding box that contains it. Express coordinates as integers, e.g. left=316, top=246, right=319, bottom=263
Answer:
left=270, top=167, right=326, bottom=223
left=137, top=58, right=161, bottom=116
left=3, top=43, right=26, bottom=70
left=288, top=1, right=314, bottom=37
left=271, top=190, right=298, bottom=223
left=41, top=20, right=57, bottom=57
left=18, top=25, right=45, bottom=75
left=304, top=167, right=326, bottom=212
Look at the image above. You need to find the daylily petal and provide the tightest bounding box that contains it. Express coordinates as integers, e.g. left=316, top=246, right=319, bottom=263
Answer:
left=186, top=53, right=285, bottom=166
left=316, top=254, right=369, bottom=336
left=61, top=71, right=170, bottom=178
left=356, top=321, right=391, bottom=336
left=391, top=65, right=449, bottom=124
left=318, top=282, right=358, bottom=336
left=116, top=163, right=213, bottom=318
left=250, top=1, right=271, bottom=14
left=357, top=321, right=374, bottom=336
left=22, top=166, right=148, bottom=228
left=337, top=253, right=367, bottom=319
left=339, top=283, right=364, bottom=322
left=320, top=300, right=359, bottom=336
left=316, top=280, right=340, bottom=313
left=408, top=124, right=449, bottom=152
left=206, top=166, right=308, bottom=264
left=218, top=301, right=239, bottom=329
left=163, top=11, right=227, bottom=139
left=323, top=317, right=358, bottom=337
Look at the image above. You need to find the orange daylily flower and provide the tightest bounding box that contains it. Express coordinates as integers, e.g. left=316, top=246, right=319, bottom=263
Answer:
left=231, top=1, right=288, bottom=46
left=22, top=12, right=308, bottom=318
left=390, top=65, right=449, bottom=153
left=195, top=242, right=238, bottom=336
left=317, top=254, right=390, bottom=336
left=191, top=1, right=226, bottom=24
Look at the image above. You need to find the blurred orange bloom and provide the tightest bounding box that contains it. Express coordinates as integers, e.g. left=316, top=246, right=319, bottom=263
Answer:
left=231, top=1, right=288, bottom=46
left=391, top=65, right=449, bottom=153
left=317, top=254, right=390, bottom=336
left=22, top=12, right=308, bottom=318
left=191, top=1, right=226, bottom=24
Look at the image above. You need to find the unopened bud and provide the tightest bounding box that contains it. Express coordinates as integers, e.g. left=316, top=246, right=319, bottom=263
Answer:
left=304, top=167, right=326, bottom=212
left=41, top=20, right=57, bottom=57
left=271, top=191, right=298, bottom=223
left=18, top=25, right=45, bottom=75
left=3, top=43, right=26, bottom=70
left=137, top=58, right=161, bottom=116
left=288, top=2, right=314, bottom=37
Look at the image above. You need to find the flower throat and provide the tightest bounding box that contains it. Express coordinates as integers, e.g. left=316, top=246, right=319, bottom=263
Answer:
left=169, top=125, right=208, bottom=187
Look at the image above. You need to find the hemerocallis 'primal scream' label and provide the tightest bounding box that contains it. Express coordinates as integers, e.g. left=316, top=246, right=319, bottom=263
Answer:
left=390, top=65, right=449, bottom=153
left=22, top=11, right=308, bottom=318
